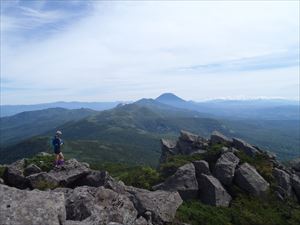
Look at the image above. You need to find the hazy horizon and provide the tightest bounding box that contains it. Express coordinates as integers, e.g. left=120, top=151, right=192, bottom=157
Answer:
left=1, top=1, right=299, bottom=104
left=1, top=92, right=299, bottom=106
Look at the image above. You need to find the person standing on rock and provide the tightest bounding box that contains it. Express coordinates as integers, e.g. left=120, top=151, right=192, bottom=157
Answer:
left=52, top=130, right=64, bottom=167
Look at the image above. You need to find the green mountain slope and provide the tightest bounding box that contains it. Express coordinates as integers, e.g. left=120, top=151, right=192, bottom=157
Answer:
left=0, top=107, right=97, bottom=146
left=0, top=101, right=226, bottom=165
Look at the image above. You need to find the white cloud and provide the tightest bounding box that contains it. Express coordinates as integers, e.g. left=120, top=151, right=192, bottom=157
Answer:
left=1, top=0, right=299, bottom=104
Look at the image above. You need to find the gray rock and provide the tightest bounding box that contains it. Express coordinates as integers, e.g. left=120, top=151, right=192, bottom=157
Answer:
left=234, top=163, right=269, bottom=196
left=48, top=159, right=90, bottom=187
left=126, top=187, right=183, bottom=225
left=198, top=174, right=232, bottom=207
left=133, top=216, right=148, bottom=225
left=0, top=184, right=66, bottom=225
left=86, top=186, right=138, bottom=225
left=64, top=186, right=97, bottom=221
left=24, top=164, right=42, bottom=176
left=193, top=160, right=211, bottom=176
left=291, top=174, right=300, bottom=201
left=177, top=130, right=208, bottom=155
left=179, top=130, right=199, bottom=142
left=153, top=163, right=198, bottom=200
left=214, top=152, right=240, bottom=186
left=65, top=221, right=88, bottom=225
left=160, top=138, right=178, bottom=164
left=27, top=172, right=59, bottom=190
left=78, top=170, right=113, bottom=187
left=232, top=138, right=259, bottom=157
left=210, top=131, right=232, bottom=145
left=291, top=158, right=300, bottom=172
left=273, top=168, right=292, bottom=198
left=3, top=159, right=29, bottom=189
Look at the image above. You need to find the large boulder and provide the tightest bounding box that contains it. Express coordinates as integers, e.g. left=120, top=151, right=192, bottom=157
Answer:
left=48, top=159, right=90, bottom=187
left=273, top=168, right=292, bottom=199
left=24, top=164, right=42, bottom=177
left=85, top=187, right=138, bottom=225
left=27, top=172, right=59, bottom=190
left=3, top=159, right=29, bottom=189
left=126, top=186, right=183, bottom=225
left=193, top=160, right=211, bottom=176
left=59, top=186, right=138, bottom=225
left=214, top=152, right=240, bottom=186
left=159, top=139, right=177, bottom=164
left=177, top=130, right=208, bottom=155
left=63, top=186, right=98, bottom=221
left=198, top=174, right=232, bottom=207
left=153, top=163, right=198, bottom=200
left=210, top=131, right=232, bottom=146
left=77, top=170, right=113, bottom=187
left=232, top=138, right=259, bottom=157
left=0, top=184, right=66, bottom=225
left=234, top=163, right=269, bottom=196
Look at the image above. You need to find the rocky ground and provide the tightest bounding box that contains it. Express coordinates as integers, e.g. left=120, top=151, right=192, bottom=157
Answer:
left=0, top=130, right=300, bottom=225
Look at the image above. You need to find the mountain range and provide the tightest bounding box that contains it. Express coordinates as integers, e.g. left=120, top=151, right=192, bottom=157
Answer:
left=0, top=93, right=299, bottom=165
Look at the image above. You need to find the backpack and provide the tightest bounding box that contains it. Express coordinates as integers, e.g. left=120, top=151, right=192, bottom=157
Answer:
left=52, top=136, right=60, bottom=150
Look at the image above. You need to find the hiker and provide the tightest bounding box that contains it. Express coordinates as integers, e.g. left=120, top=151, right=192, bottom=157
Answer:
left=52, top=130, right=64, bottom=167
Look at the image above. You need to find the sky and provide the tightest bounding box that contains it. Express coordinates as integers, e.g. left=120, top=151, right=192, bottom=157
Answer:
left=1, top=0, right=299, bottom=104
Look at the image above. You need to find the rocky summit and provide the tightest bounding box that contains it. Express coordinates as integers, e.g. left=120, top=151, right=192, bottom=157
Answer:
left=0, top=130, right=300, bottom=225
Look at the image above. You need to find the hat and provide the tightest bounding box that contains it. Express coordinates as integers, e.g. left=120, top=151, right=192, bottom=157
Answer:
left=56, top=130, right=62, bottom=135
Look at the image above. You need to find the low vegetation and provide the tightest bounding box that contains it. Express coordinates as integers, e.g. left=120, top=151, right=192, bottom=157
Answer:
left=24, top=154, right=54, bottom=172
left=175, top=194, right=300, bottom=225
left=0, top=165, right=5, bottom=179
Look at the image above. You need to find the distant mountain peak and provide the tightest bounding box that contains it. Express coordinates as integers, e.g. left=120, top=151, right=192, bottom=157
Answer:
left=155, top=93, right=186, bottom=102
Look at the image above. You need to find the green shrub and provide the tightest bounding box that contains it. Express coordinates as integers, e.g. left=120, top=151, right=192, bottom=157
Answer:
left=118, top=166, right=161, bottom=190
left=0, top=165, right=6, bottom=178
left=175, top=194, right=300, bottom=225
left=235, top=151, right=274, bottom=183
left=92, top=162, right=161, bottom=190
left=159, top=144, right=223, bottom=179
left=24, top=154, right=54, bottom=172
left=34, top=180, right=59, bottom=190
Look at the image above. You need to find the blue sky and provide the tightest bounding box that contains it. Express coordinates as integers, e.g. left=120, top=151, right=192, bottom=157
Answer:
left=1, top=0, right=299, bottom=104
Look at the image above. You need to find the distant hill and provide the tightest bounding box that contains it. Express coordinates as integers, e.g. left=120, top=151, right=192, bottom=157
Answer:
left=0, top=94, right=299, bottom=165
left=0, top=101, right=227, bottom=165
left=156, top=93, right=300, bottom=120
left=0, top=107, right=97, bottom=146
left=0, top=101, right=121, bottom=117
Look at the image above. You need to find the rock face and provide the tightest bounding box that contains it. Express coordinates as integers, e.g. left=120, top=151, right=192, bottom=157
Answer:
left=193, top=160, right=211, bottom=176
left=0, top=184, right=66, bottom=225
left=210, top=131, right=232, bottom=145
left=214, top=152, right=240, bottom=186
left=234, top=163, right=269, bottom=196
left=62, top=186, right=138, bottom=225
left=273, top=168, right=292, bottom=199
left=177, top=130, right=208, bottom=155
left=48, top=159, right=90, bottom=187
left=198, top=174, right=232, bottom=207
left=153, top=163, right=199, bottom=200
left=3, top=159, right=29, bottom=189
left=159, top=139, right=177, bottom=164
left=232, top=138, right=259, bottom=157
left=24, top=164, right=42, bottom=176
left=77, top=170, right=113, bottom=187
left=126, top=187, right=183, bottom=225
